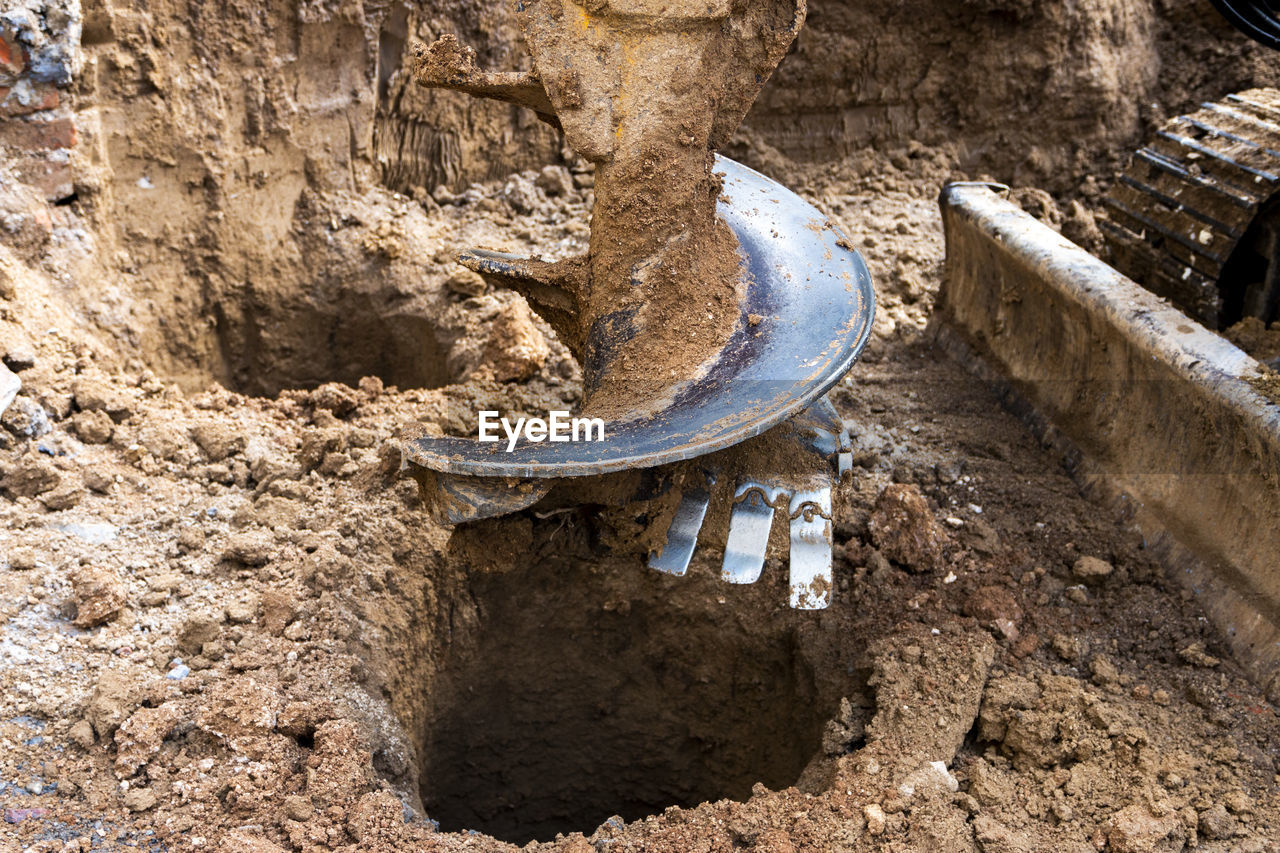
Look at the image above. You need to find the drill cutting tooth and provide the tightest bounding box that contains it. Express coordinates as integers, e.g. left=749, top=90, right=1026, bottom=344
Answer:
left=422, top=472, right=551, bottom=525
left=788, top=486, right=834, bottom=610
left=837, top=423, right=854, bottom=478
left=647, top=486, right=711, bottom=577
left=722, top=482, right=786, bottom=584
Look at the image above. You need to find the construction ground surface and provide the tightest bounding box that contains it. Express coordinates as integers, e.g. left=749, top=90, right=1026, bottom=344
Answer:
left=1, top=0, right=1279, bottom=851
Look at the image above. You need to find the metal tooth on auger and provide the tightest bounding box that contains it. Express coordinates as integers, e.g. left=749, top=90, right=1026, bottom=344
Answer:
left=837, top=425, right=854, bottom=478
left=646, top=475, right=836, bottom=609
left=787, top=487, right=834, bottom=610
left=722, top=482, right=786, bottom=585
left=648, top=477, right=713, bottom=578
left=643, top=399, right=846, bottom=609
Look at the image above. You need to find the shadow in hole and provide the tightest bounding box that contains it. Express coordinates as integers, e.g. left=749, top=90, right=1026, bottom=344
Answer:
left=419, top=558, right=835, bottom=845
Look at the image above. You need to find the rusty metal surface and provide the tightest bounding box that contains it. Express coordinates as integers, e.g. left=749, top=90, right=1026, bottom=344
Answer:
left=1102, top=89, right=1280, bottom=327
left=403, top=155, right=875, bottom=479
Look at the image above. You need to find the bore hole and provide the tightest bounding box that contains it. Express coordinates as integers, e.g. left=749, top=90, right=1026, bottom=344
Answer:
left=419, top=554, right=848, bottom=845
left=208, top=293, right=453, bottom=397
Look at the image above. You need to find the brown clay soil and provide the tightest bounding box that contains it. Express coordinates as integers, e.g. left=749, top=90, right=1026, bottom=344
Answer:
left=2, top=1, right=1280, bottom=852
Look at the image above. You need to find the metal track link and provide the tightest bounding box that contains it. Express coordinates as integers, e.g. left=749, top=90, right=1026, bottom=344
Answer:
left=1103, top=88, right=1280, bottom=328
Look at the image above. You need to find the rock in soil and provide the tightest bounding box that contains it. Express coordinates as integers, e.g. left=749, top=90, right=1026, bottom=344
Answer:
left=0, top=364, right=18, bottom=418
left=867, top=483, right=950, bottom=572
left=71, top=565, right=127, bottom=628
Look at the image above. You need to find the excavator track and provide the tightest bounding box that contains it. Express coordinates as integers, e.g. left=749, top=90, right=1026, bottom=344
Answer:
left=1102, top=88, right=1280, bottom=328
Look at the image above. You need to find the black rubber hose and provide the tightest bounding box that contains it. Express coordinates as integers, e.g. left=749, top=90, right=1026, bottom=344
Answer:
left=1210, top=0, right=1280, bottom=50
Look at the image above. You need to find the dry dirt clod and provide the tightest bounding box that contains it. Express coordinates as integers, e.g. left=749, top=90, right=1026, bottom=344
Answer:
left=283, top=794, right=314, bottom=822
left=84, top=669, right=138, bottom=739
left=821, top=696, right=868, bottom=755
left=6, top=546, right=37, bottom=570
left=72, top=408, right=114, bottom=443
left=867, top=483, right=949, bottom=572
left=963, top=585, right=1024, bottom=640
left=122, top=786, right=158, bottom=812
left=225, top=597, right=259, bottom=624
left=1199, top=803, right=1238, bottom=840
left=977, top=674, right=1041, bottom=742
left=863, top=802, right=886, bottom=836
left=72, top=378, right=135, bottom=422
left=219, top=831, right=289, bottom=853
left=1, top=348, right=36, bottom=372
left=536, top=165, right=574, bottom=197
left=114, top=703, right=185, bottom=778
left=481, top=299, right=551, bottom=382
left=40, top=473, right=84, bottom=510
left=972, top=813, right=1036, bottom=852
left=447, top=266, right=487, bottom=296
left=1, top=396, right=51, bottom=439
left=1107, top=804, right=1186, bottom=853
left=1178, top=641, right=1221, bottom=668
left=177, top=616, right=223, bottom=657
left=347, top=790, right=407, bottom=842
left=310, top=382, right=360, bottom=417
left=71, top=565, right=127, bottom=628
left=176, top=525, right=206, bottom=552
left=832, top=624, right=994, bottom=801
left=68, top=719, right=96, bottom=749
left=1072, top=555, right=1113, bottom=582
left=222, top=531, right=275, bottom=567
left=190, top=421, right=246, bottom=461
left=502, top=173, right=541, bottom=215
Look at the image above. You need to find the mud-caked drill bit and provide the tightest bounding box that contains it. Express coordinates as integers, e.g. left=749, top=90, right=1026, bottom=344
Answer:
left=404, top=0, right=875, bottom=609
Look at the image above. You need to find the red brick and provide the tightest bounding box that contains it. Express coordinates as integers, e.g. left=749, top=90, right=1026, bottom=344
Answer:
left=0, top=116, right=76, bottom=151
left=14, top=156, right=73, bottom=201
left=0, top=32, right=23, bottom=78
left=0, top=83, right=60, bottom=118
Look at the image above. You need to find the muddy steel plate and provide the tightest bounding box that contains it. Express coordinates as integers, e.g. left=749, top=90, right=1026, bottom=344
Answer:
left=404, top=156, right=875, bottom=478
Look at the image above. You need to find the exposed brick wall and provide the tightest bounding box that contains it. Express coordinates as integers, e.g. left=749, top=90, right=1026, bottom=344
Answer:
left=0, top=2, right=81, bottom=201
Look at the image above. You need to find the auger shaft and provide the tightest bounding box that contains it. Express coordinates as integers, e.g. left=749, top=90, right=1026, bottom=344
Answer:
left=404, top=1, right=878, bottom=610
left=414, top=0, right=805, bottom=411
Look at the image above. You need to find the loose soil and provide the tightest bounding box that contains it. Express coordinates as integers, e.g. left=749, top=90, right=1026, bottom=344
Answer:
left=2, top=2, right=1279, bottom=853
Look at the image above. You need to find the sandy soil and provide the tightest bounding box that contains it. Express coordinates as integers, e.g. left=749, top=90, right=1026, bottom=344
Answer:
left=1, top=1, right=1278, bottom=852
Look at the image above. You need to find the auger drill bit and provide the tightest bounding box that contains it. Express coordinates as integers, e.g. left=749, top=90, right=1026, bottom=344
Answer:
left=404, top=0, right=875, bottom=609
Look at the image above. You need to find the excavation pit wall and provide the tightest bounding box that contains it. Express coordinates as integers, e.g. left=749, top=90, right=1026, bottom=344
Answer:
left=63, top=182, right=575, bottom=399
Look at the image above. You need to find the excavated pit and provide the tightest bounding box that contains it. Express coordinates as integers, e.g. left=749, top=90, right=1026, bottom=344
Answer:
left=416, top=549, right=860, bottom=844
left=111, top=218, right=467, bottom=399
left=203, top=289, right=454, bottom=397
